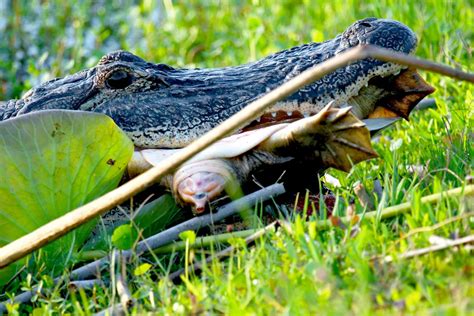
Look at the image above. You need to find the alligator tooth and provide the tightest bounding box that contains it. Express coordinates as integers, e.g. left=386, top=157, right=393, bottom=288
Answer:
left=286, top=111, right=293, bottom=116
left=256, top=117, right=261, bottom=122
left=271, top=112, right=277, bottom=118
left=303, top=112, right=310, bottom=118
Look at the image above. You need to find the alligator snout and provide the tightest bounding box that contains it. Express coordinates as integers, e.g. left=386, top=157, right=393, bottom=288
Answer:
left=338, top=18, right=417, bottom=55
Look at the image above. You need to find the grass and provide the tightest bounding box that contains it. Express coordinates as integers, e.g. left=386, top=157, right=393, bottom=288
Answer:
left=1, top=0, right=473, bottom=314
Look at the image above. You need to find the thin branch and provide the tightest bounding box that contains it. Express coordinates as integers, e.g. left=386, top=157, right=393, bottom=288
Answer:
left=116, top=253, right=135, bottom=310
left=0, top=45, right=472, bottom=269
left=68, top=279, right=103, bottom=291
left=386, top=211, right=474, bottom=253
left=383, top=234, right=474, bottom=262
left=152, top=229, right=258, bottom=254
left=70, top=183, right=284, bottom=281
left=316, top=184, right=474, bottom=230
left=0, top=183, right=285, bottom=312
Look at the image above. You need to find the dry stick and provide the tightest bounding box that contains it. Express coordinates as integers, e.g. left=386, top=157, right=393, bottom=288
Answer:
left=116, top=253, right=135, bottom=310
left=152, top=229, right=257, bottom=254
left=0, top=183, right=285, bottom=312
left=70, top=183, right=284, bottom=280
left=168, top=221, right=278, bottom=283
left=1, top=45, right=473, bottom=270
left=383, top=234, right=474, bottom=262
left=79, top=229, right=257, bottom=260
left=95, top=224, right=277, bottom=315
left=389, top=211, right=474, bottom=251
left=68, top=279, right=103, bottom=291
left=316, top=184, right=474, bottom=230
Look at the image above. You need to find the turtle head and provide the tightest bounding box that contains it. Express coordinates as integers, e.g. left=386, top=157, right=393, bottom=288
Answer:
left=173, top=159, right=237, bottom=215
left=176, top=171, right=228, bottom=214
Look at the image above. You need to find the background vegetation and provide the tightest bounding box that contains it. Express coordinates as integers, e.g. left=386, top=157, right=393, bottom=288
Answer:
left=0, top=0, right=472, bottom=314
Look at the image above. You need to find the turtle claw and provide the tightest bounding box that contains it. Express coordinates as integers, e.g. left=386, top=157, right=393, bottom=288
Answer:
left=258, top=102, right=378, bottom=172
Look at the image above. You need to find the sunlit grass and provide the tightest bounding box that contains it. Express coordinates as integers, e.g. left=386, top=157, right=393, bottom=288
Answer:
left=0, top=0, right=472, bottom=314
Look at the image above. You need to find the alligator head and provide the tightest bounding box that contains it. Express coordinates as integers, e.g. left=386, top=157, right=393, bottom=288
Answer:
left=1, top=18, right=433, bottom=148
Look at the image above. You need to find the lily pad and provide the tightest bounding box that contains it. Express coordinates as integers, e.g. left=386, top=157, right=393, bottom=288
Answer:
left=0, top=110, right=133, bottom=285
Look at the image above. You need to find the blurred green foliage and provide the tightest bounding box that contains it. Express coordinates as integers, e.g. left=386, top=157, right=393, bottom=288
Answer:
left=0, top=0, right=471, bottom=100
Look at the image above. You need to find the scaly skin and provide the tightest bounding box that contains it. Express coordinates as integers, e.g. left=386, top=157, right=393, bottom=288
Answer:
left=0, top=18, right=421, bottom=148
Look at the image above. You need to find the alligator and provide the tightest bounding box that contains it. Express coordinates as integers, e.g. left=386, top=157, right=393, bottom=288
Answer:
left=0, top=18, right=433, bottom=150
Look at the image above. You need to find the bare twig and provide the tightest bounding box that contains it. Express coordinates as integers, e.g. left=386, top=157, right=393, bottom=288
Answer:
left=153, top=229, right=258, bottom=254
left=168, top=222, right=277, bottom=283
left=317, top=185, right=474, bottom=230
left=0, top=184, right=285, bottom=312
left=70, top=183, right=284, bottom=281
left=429, top=235, right=455, bottom=246
left=1, top=45, right=473, bottom=269
left=116, top=253, right=135, bottom=310
left=383, top=234, right=474, bottom=262
left=68, top=279, right=103, bottom=291
left=387, top=211, right=474, bottom=253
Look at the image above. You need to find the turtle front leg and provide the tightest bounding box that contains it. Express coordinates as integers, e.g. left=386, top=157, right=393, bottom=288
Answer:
left=257, top=102, right=378, bottom=172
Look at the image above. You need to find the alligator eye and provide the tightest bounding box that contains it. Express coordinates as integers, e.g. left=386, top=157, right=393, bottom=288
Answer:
left=105, top=70, right=133, bottom=89
left=360, top=22, right=372, bottom=28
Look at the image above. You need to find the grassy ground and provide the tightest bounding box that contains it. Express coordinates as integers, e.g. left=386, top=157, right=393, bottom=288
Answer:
left=1, top=0, right=473, bottom=314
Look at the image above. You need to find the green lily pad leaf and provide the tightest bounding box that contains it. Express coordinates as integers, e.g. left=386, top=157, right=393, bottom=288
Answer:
left=0, top=110, right=133, bottom=285
left=111, top=224, right=139, bottom=250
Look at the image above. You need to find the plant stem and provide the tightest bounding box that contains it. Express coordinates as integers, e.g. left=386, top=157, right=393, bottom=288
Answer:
left=383, top=235, right=474, bottom=262
left=316, top=184, right=474, bottom=230
left=153, top=229, right=257, bottom=254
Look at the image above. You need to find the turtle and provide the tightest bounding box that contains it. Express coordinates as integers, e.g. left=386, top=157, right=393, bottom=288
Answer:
left=127, top=102, right=378, bottom=214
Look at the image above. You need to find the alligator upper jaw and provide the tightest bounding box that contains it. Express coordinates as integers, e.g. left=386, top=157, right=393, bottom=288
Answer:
left=243, top=69, right=435, bottom=131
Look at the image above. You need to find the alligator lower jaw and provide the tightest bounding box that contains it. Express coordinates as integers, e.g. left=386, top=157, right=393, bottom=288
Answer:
left=367, top=68, right=436, bottom=120
left=243, top=69, right=435, bottom=131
